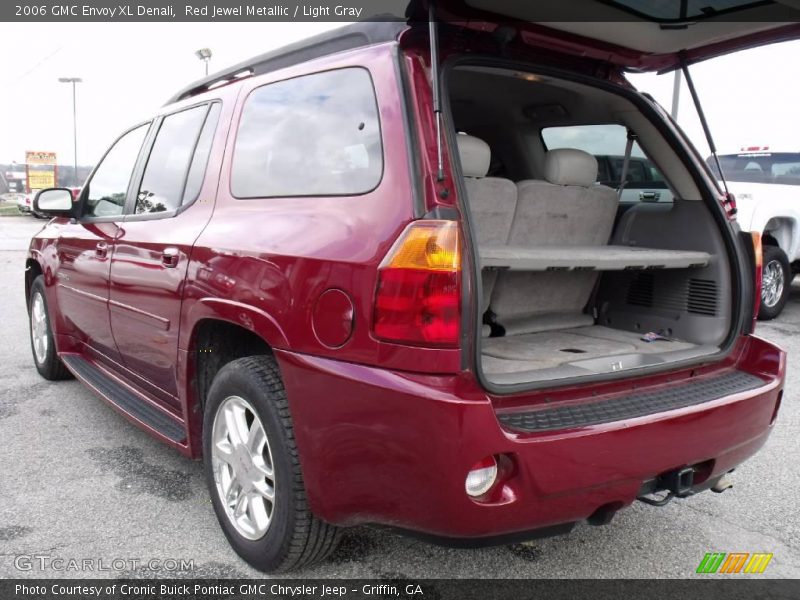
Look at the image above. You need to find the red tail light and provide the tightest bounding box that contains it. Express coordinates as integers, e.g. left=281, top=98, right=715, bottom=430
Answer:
left=723, top=192, right=738, bottom=220
left=751, top=231, right=763, bottom=326
left=373, top=221, right=461, bottom=347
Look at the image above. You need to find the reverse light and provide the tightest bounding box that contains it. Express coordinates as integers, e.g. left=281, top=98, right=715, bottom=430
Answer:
left=465, top=456, right=498, bottom=498
left=373, top=220, right=461, bottom=347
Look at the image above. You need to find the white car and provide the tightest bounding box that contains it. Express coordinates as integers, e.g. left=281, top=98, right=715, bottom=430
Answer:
left=712, top=148, right=800, bottom=319
left=15, top=192, right=33, bottom=214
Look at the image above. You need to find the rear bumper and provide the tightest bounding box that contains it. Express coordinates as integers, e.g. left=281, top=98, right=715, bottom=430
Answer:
left=277, top=334, right=784, bottom=540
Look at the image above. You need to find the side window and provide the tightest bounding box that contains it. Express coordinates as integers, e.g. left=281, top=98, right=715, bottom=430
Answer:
left=182, top=103, right=221, bottom=204
left=84, top=124, right=149, bottom=218
left=135, top=105, right=209, bottom=214
left=542, top=124, right=672, bottom=203
left=231, top=67, right=383, bottom=198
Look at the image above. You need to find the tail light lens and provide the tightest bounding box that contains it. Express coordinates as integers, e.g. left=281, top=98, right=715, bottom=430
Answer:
left=373, top=220, right=460, bottom=347
left=723, top=191, right=738, bottom=219
left=751, top=231, right=763, bottom=325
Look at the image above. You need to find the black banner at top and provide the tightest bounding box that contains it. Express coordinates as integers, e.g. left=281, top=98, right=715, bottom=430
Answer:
left=4, top=0, right=800, bottom=22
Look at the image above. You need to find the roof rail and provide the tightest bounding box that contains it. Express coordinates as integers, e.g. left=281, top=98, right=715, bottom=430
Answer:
left=165, top=20, right=408, bottom=105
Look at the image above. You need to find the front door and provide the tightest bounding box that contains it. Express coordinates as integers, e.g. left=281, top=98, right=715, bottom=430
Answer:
left=55, top=123, right=150, bottom=364
left=109, top=103, right=221, bottom=406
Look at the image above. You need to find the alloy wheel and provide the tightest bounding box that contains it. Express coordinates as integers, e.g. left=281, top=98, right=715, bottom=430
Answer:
left=30, top=292, right=49, bottom=364
left=211, top=395, right=276, bottom=540
left=762, top=259, right=785, bottom=309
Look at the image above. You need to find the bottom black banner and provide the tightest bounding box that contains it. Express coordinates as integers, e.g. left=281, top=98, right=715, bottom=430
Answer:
left=2, top=579, right=799, bottom=600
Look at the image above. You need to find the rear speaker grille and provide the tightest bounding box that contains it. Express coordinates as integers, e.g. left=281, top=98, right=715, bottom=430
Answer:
left=625, top=274, right=718, bottom=317
left=626, top=272, right=654, bottom=307
left=687, top=278, right=718, bottom=316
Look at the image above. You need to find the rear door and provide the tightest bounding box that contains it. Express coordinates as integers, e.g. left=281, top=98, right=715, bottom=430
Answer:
left=108, top=102, right=223, bottom=408
left=55, top=123, right=150, bottom=364
left=421, top=0, right=800, bottom=71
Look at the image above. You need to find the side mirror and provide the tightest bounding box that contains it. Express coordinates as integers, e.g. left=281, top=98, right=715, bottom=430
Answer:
left=33, top=188, right=76, bottom=218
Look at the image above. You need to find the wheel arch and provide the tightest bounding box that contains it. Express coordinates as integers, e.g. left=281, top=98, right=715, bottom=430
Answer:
left=25, top=259, right=43, bottom=308
left=181, top=300, right=288, bottom=456
left=760, top=216, right=799, bottom=258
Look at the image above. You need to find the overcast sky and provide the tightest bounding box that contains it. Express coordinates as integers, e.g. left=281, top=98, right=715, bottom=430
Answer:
left=0, top=23, right=798, bottom=167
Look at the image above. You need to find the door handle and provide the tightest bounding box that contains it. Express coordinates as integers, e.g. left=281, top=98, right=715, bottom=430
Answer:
left=161, top=247, right=180, bottom=268
left=95, top=241, right=108, bottom=258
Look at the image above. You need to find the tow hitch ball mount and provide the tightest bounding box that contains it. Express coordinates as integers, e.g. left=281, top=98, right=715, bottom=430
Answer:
left=637, top=466, right=697, bottom=507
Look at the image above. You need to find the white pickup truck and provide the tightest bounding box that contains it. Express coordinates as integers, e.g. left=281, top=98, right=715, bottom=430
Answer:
left=712, top=149, right=800, bottom=319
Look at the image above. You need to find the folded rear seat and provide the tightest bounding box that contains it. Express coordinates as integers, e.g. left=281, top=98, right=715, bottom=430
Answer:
left=489, top=148, right=618, bottom=336
left=456, top=134, right=517, bottom=313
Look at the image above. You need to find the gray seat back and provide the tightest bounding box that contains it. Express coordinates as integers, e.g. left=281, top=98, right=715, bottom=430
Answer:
left=491, top=148, right=618, bottom=335
left=456, top=134, right=517, bottom=313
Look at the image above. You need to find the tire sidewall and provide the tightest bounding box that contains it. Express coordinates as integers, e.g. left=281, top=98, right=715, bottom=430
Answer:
left=202, top=361, right=297, bottom=571
left=759, top=246, right=791, bottom=320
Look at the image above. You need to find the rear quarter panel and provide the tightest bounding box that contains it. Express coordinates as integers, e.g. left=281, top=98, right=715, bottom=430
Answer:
left=730, top=182, right=800, bottom=259
left=180, top=43, right=461, bottom=374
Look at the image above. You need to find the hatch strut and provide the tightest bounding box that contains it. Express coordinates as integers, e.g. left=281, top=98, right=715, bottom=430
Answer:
left=428, top=0, right=444, bottom=181
left=679, top=53, right=731, bottom=200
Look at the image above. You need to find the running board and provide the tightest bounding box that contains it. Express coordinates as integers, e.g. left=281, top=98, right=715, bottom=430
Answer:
left=61, top=354, right=187, bottom=444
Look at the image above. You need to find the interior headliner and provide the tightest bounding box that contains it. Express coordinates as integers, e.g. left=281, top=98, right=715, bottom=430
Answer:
left=465, top=0, right=800, bottom=56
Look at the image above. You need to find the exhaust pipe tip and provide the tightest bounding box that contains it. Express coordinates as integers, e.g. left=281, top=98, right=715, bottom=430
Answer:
left=711, top=475, right=734, bottom=493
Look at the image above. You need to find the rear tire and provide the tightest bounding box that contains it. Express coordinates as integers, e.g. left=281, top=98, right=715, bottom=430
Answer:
left=759, top=245, right=791, bottom=320
left=28, top=276, right=72, bottom=380
left=202, top=355, right=341, bottom=572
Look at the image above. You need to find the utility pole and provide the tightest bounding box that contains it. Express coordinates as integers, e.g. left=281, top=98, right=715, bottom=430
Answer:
left=195, top=48, right=212, bottom=76
left=670, top=69, right=682, bottom=121
left=58, top=77, right=82, bottom=186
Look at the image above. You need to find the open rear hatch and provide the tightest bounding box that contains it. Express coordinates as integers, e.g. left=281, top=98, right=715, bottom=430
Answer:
left=411, top=0, right=800, bottom=72
left=407, top=0, right=799, bottom=389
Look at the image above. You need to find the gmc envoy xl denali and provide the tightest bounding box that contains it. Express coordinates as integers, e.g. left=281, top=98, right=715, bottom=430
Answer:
left=25, top=0, right=796, bottom=572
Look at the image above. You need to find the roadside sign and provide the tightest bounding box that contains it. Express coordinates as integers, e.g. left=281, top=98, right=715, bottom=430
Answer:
left=25, top=150, right=57, bottom=193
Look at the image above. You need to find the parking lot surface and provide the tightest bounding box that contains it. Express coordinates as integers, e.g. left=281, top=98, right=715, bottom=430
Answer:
left=1, top=215, right=798, bottom=579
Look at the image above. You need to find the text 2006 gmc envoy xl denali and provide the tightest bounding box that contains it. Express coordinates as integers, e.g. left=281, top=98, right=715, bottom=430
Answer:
left=26, top=1, right=795, bottom=572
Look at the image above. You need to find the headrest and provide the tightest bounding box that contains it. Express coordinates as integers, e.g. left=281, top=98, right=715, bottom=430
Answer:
left=457, top=134, right=490, bottom=178
left=544, top=148, right=598, bottom=187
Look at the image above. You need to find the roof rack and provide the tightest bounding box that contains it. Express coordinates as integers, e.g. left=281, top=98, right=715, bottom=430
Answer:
left=165, top=20, right=408, bottom=105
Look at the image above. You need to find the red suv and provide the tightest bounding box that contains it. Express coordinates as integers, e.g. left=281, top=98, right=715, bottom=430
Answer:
left=26, top=5, right=792, bottom=573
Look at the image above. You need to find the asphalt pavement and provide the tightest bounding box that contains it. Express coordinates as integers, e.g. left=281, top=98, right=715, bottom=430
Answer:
left=1, top=215, right=798, bottom=579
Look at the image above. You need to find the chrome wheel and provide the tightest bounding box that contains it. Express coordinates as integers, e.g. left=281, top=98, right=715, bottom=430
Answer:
left=762, top=259, right=785, bottom=309
left=31, top=292, right=49, bottom=364
left=211, top=395, right=275, bottom=540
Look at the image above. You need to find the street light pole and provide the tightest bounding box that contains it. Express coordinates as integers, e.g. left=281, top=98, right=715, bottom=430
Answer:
left=58, top=77, right=82, bottom=186
left=195, top=48, right=212, bottom=76
left=670, top=69, right=682, bottom=121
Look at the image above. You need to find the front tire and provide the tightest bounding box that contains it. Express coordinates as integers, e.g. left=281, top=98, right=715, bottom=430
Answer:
left=28, top=276, right=72, bottom=380
left=759, top=245, right=791, bottom=320
left=202, top=355, right=340, bottom=572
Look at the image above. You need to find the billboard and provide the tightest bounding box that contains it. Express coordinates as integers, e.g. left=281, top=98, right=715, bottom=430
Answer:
left=25, top=151, right=57, bottom=192
left=25, top=151, right=57, bottom=165
left=27, top=171, right=56, bottom=189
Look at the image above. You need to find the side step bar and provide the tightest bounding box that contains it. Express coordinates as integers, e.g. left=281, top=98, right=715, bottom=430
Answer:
left=61, top=355, right=187, bottom=444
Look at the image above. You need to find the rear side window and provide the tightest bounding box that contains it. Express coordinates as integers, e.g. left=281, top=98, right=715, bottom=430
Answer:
left=135, top=104, right=211, bottom=214
left=712, top=153, right=800, bottom=186
left=231, top=67, right=383, bottom=198
left=542, top=124, right=672, bottom=202
left=183, top=103, right=222, bottom=204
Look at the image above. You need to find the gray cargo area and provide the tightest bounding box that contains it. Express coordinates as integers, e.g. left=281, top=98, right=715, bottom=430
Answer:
left=449, top=65, right=733, bottom=386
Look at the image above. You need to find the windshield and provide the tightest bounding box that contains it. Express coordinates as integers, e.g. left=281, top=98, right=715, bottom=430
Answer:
left=709, top=152, right=800, bottom=186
